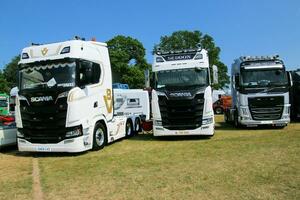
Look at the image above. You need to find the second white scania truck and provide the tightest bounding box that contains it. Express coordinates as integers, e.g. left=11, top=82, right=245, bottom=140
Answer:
left=151, top=46, right=216, bottom=136
left=16, top=38, right=149, bottom=153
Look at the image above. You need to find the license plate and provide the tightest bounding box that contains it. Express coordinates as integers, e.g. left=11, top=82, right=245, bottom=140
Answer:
left=175, top=131, right=189, bottom=135
left=36, top=146, right=51, bottom=152
left=261, top=121, right=273, bottom=124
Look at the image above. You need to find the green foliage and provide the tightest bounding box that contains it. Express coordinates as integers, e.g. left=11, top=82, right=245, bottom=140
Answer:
left=0, top=72, right=10, bottom=93
left=0, top=55, right=19, bottom=93
left=155, top=30, right=229, bottom=89
left=3, top=55, right=20, bottom=89
left=107, top=35, right=149, bottom=88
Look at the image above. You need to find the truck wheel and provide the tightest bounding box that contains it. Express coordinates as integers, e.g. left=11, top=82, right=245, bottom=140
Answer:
left=92, top=122, right=107, bottom=151
left=134, top=118, right=141, bottom=134
left=234, top=111, right=240, bottom=128
left=125, top=120, right=133, bottom=137
left=215, top=107, right=223, bottom=114
left=224, top=111, right=228, bottom=123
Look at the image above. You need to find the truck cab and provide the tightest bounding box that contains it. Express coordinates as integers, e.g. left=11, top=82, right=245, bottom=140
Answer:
left=225, top=55, right=290, bottom=127
left=151, top=47, right=215, bottom=136
left=16, top=38, right=148, bottom=152
left=290, top=69, right=300, bottom=120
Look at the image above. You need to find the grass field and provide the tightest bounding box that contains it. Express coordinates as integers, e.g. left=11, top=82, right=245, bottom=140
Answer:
left=0, top=116, right=299, bottom=200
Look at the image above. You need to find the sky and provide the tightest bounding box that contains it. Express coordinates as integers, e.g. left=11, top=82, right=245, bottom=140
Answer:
left=0, top=0, right=300, bottom=71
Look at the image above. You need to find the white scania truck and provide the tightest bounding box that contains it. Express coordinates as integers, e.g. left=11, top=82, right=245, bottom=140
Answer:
left=16, top=38, right=149, bottom=152
left=225, top=55, right=291, bottom=127
left=151, top=46, right=216, bottom=136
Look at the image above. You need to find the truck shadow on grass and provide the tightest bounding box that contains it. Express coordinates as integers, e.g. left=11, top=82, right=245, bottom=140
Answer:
left=215, top=121, right=293, bottom=131
left=0, top=145, right=88, bottom=158
left=130, top=133, right=212, bottom=141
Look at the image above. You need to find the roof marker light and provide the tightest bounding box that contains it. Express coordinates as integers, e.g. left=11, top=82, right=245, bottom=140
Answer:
left=60, top=46, right=70, bottom=54
left=22, top=53, right=29, bottom=59
left=156, top=57, right=164, bottom=63
left=194, top=54, right=203, bottom=60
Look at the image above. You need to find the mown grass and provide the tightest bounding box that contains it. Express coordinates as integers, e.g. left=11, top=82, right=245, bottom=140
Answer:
left=0, top=116, right=299, bottom=199
left=0, top=149, right=32, bottom=200
left=36, top=116, right=300, bottom=200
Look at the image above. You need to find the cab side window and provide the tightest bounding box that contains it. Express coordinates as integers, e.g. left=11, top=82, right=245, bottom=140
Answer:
left=79, top=61, right=101, bottom=86
left=92, top=63, right=101, bottom=84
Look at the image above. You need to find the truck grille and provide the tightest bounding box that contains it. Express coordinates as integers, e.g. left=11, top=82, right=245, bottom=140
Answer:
left=248, top=96, right=284, bottom=120
left=19, top=97, right=68, bottom=143
left=158, top=93, right=204, bottom=130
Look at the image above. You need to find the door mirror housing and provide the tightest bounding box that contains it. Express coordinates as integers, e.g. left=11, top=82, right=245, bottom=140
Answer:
left=235, top=74, right=240, bottom=90
left=212, top=65, right=219, bottom=85
left=287, top=71, right=293, bottom=87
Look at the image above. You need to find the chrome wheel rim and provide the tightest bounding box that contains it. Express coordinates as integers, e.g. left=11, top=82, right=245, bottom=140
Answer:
left=95, top=128, right=105, bottom=146
left=126, top=123, right=131, bottom=136
left=136, top=120, right=140, bottom=131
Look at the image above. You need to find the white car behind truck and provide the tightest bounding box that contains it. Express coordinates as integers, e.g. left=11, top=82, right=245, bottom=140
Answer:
left=16, top=38, right=149, bottom=153
left=225, top=55, right=291, bottom=127
left=0, top=88, right=18, bottom=148
left=151, top=46, right=217, bottom=136
left=0, top=121, right=16, bottom=148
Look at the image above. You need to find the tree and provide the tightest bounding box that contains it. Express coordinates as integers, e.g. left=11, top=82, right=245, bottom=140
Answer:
left=0, top=72, right=10, bottom=93
left=3, top=55, right=20, bottom=89
left=154, top=30, right=229, bottom=89
left=106, top=35, right=150, bottom=88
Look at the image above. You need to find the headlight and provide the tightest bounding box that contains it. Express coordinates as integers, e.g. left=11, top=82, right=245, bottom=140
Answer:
left=283, top=106, right=290, bottom=115
left=66, top=127, right=82, bottom=138
left=202, top=117, right=213, bottom=125
left=154, top=120, right=162, bottom=126
left=240, top=107, right=249, bottom=116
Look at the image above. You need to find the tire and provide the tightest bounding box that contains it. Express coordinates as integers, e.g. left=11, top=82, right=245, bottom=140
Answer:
left=215, top=107, right=223, bottom=115
left=134, top=118, right=141, bottom=135
left=224, top=111, right=228, bottom=123
left=125, top=119, right=133, bottom=137
left=234, top=111, right=240, bottom=128
left=92, top=122, right=107, bottom=151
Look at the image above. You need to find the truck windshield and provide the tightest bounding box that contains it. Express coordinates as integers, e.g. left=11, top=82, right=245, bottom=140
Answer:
left=241, top=68, right=288, bottom=88
left=155, top=68, right=209, bottom=89
left=0, top=100, right=7, bottom=107
left=19, top=61, right=76, bottom=90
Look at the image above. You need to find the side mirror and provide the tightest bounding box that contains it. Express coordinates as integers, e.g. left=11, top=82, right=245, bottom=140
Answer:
left=287, top=71, right=293, bottom=87
left=144, top=69, right=150, bottom=88
left=150, top=72, right=155, bottom=89
left=235, top=74, right=240, bottom=90
left=212, top=65, right=218, bottom=84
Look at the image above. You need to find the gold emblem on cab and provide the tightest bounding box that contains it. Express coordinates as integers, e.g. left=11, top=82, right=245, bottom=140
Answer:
left=41, top=48, right=48, bottom=56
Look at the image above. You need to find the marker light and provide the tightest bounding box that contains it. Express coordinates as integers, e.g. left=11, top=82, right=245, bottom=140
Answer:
left=60, top=46, right=70, bottom=54
left=194, top=54, right=203, bottom=60
left=156, top=57, right=164, bottom=63
left=22, top=53, right=29, bottom=59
